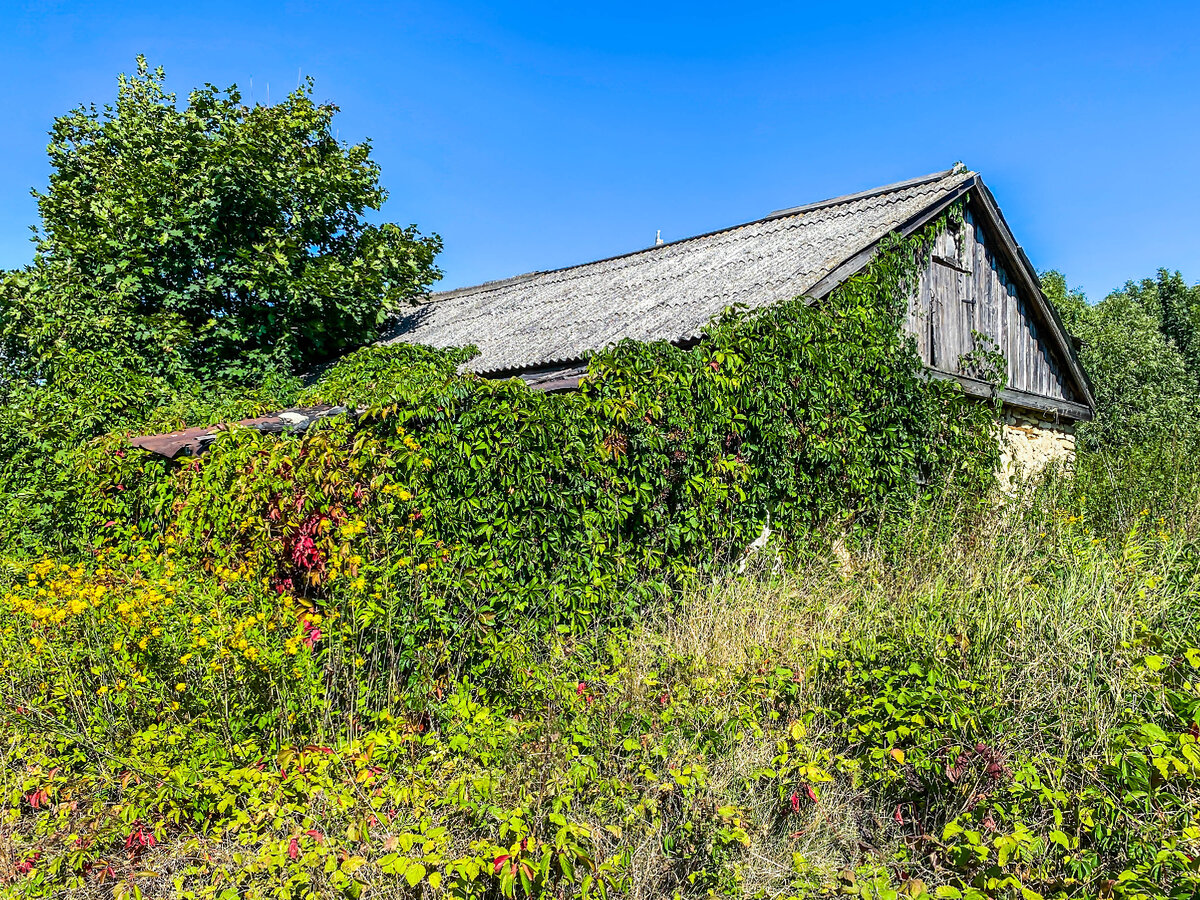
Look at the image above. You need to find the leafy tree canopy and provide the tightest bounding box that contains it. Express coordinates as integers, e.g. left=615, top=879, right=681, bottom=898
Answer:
left=1112, top=268, right=1200, bottom=376
left=1043, top=270, right=1200, bottom=450
left=1, top=57, right=441, bottom=384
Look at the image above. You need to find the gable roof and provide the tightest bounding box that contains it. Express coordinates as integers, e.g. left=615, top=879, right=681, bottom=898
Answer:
left=382, top=166, right=1094, bottom=417
left=384, top=168, right=976, bottom=375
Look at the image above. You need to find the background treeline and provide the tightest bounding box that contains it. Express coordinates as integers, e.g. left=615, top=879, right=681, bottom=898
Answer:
left=1045, top=268, right=1200, bottom=450
left=0, top=62, right=1197, bottom=900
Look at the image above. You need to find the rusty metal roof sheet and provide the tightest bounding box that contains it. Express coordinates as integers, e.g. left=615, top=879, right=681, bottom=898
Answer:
left=129, top=406, right=347, bottom=459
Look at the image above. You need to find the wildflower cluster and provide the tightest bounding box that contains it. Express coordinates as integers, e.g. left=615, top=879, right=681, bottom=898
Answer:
left=0, top=550, right=334, bottom=745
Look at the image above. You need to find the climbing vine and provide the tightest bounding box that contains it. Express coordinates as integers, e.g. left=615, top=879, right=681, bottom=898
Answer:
left=76, top=206, right=1000, bottom=677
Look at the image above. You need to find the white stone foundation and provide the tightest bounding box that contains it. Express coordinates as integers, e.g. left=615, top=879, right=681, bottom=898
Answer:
left=999, top=410, right=1076, bottom=486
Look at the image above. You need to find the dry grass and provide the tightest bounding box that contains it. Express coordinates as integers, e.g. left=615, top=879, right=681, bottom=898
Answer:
left=602, top=482, right=1200, bottom=895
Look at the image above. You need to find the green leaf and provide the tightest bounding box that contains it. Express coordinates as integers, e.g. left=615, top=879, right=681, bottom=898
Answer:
left=1141, top=722, right=1169, bottom=743
left=404, top=862, right=426, bottom=887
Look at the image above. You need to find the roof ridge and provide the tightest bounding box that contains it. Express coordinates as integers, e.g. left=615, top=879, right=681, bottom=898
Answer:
left=425, top=166, right=971, bottom=304
left=765, top=167, right=966, bottom=219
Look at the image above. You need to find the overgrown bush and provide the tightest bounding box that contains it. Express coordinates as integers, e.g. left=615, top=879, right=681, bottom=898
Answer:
left=38, top=200, right=1200, bottom=900
left=0, top=351, right=300, bottom=552
left=67, top=223, right=999, bottom=683
left=0, top=57, right=438, bottom=554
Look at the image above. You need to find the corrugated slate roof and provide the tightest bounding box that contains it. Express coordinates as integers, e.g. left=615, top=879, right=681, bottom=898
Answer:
left=383, top=167, right=975, bottom=375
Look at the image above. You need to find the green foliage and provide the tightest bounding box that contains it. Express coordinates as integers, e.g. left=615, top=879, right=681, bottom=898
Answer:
left=0, top=213, right=1017, bottom=898
left=1047, top=433, right=1200, bottom=540
left=74, top=221, right=999, bottom=678
left=3, top=467, right=1199, bottom=899
left=0, top=353, right=300, bottom=552
left=0, top=57, right=439, bottom=550
left=1120, top=269, right=1200, bottom=377
left=1042, top=270, right=1200, bottom=450
left=0, top=57, right=441, bottom=384
left=8, top=54, right=1200, bottom=900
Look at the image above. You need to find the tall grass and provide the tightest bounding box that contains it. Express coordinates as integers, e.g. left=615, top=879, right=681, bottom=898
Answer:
left=2, top=448, right=1198, bottom=898
left=600, top=454, right=1200, bottom=895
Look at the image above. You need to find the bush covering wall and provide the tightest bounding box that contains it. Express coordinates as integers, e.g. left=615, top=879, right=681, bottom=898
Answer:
left=70, top=223, right=1000, bottom=680
left=0, top=215, right=1044, bottom=900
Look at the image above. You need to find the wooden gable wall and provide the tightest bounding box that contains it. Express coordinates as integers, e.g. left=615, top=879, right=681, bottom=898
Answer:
left=904, top=205, right=1079, bottom=405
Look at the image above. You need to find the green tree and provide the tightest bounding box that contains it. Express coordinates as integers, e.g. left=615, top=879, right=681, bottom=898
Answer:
left=1042, top=271, right=1200, bottom=449
left=1, top=57, right=441, bottom=383
left=0, top=59, right=442, bottom=548
left=1113, top=269, right=1200, bottom=376
left=1040, top=270, right=1089, bottom=335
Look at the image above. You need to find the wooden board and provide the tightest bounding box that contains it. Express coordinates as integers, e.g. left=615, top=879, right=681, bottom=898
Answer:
left=904, top=205, right=1071, bottom=403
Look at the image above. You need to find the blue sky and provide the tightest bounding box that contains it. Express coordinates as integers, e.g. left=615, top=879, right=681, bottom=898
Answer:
left=2, top=1, right=1197, bottom=302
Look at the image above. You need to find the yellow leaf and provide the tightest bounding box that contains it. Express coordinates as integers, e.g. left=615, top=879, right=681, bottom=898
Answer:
left=404, top=862, right=426, bottom=887
left=889, top=748, right=905, bottom=765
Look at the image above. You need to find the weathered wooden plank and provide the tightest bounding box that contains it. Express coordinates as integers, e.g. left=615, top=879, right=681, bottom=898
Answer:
left=981, top=230, right=1003, bottom=369
left=1009, top=285, right=1020, bottom=389
left=950, top=262, right=962, bottom=370
left=925, top=370, right=1093, bottom=421
left=931, top=255, right=950, bottom=367
left=1020, top=302, right=1034, bottom=394
left=1015, top=288, right=1029, bottom=392
left=919, top=267, right=932, bottom=363
left=915, top=213, right=1082, bottom=404
left=968, top=223, right=985, bottom=346
left=917, top=265, right=930, bottom=366
left=963, top=268, right=975, bottom=348
left=1007, top=276, right=1020, bottom=390
left=934, top=257, right=947, bottom=369
left=1003, top=275, right=1014, bottom=384
left=930, top=260, right=942, bottom=369
left=969, top=185, right=1094, bottom=411
left=1036, top=340, right=1046, bottom=396
left=981, top=229, right=998, bottom=350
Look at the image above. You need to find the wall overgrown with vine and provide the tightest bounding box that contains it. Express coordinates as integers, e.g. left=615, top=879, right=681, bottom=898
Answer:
left=13, top=213, right=1198, bottom=900
left=76, top=214, right=1000, bottom=681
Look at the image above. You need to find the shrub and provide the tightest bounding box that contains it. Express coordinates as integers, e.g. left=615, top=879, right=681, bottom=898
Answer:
left=0, top=208, right=1017, bottom=900
left=74, top=221, right=999, bottom=680
left=2, top=481, right=1198, bottom=899
left=0, top=349, right=300, bottom=552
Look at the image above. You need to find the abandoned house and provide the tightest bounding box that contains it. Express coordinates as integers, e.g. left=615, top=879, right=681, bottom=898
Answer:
left=382, top=166, right=1094, bottom=475
left=132, top=166, right=1094, bottom=474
